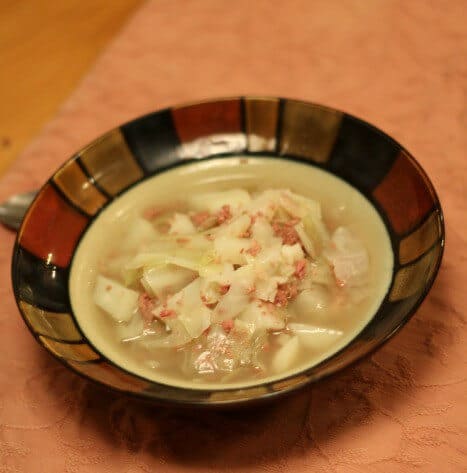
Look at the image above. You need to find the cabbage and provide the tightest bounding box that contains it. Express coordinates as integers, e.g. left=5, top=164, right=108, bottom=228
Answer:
left=271, top=335, right=300, bottom=373
left=255, top=276, right=283, bottom=302
left=212, top=265, right=255, bottom=322
left=238, top=301, right=286, bottom=331
left=140, top=319, right=192, bottom=348
left=324, top=227, right=369, bottom=286
left=116, top=312, right=145, bottom=341
left=250, top=216, right=275, bottom=246
left=246, top=190, right=281, bottom=220
left=288, top=323, right=343, bottom=351
left=140, top=265, right=196, bottom=298
left=125, top=248, right=204, bottom=272
left=93, top=275, right=139, bottom=322
left=165, top=278, right=211, bottom=338
left=281, top=243, right=305, bottom=264
left=169, top=213, right=196, bottom=234
left=216, top=213, right=251, bottom=237
left=290, top=286, right=331, bottom=322
left=302, top=214, right=329, bottom=254
left=294, top=222, right=316, bottom=258
left=198, top=263, right=235, bottom=285
left=309, top=257, right=334, bottom=286
left=213, top=236, right=250, bottom=265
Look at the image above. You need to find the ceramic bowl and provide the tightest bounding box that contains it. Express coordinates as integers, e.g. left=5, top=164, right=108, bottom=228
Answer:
left=11, top=97, right=444, bottom=407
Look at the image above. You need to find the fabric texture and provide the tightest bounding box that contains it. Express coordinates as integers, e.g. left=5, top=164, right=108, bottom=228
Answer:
left=0, top=1, right=466, bottom=471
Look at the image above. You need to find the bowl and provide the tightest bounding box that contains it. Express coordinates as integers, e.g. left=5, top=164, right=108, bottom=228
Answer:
left=12, top=97, right=445, bottom=407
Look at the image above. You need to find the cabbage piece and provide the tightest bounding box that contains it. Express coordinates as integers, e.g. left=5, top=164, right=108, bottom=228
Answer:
left=212, top=283, right=251, bottom=322
left=252, top=241, right=283, bottom=276
left=122, top=267, right=140, bottom=287
left=212, top=265, right=255, bottom=322
left=271, top=335, right=300, bottom=373
left=324, top=227, right=369, bottom=286
left=216, top=213, right=251, bottom=238
left=288, top=323, right=343, bottom=351
left=247, top=190, right=281, bottom=220
left=277, top=190, right=329, bottom=254
left=121, top=218, right=157, bottom=252
left=189, top=322, right=263, bottom=375
left=140, top=319, right=192, bottom=348
left=116, top=312, right=145, bottom=342
left=308, top=257, right=334, bottom=286
left=278, top=192, right=308, bottom=219
left=255, top=275, right=284, bottom=302
left=140, top=265, right=196, bottom=298
left=166, top=278, right=211, bottom=338
left=290, top=286, right=331, bottom=322
left=169, top=213, right=196, bottom=234
left=302, top=213, right=329, bottom=255
left=200, top=278, right=221, bottom=305
left=125, top=248, right=204, bottom=272
left=281, top=243, right=305, bottom=265
left=234, top=318, right=256, bottom=336
left=294, top=222, right=317, bottom=258
left=198, top=263, right=235, bottom=285
left=278, top=190, right=321, bottom=220
left=189, top=190, right=251, bottom=213
left=238, top=301, right=286, bottom=331
left=213, top=236, right=250, bottom=265
left=93, top=275, right=139, bottom=322
left=250, top=216, right=276, bottom=246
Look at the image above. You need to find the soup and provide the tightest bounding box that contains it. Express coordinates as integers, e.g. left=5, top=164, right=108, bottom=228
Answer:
left=70, top=157, right=393, bottom=389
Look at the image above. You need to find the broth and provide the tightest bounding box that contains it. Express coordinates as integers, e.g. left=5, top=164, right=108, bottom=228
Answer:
left=70, top=157, right=393, bottom=389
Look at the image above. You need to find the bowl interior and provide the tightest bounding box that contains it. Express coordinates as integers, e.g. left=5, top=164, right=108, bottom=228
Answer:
left=12, top=97, right=444, bottom=406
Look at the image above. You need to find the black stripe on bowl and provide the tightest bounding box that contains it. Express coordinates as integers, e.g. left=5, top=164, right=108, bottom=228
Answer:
left=328, top=114, right=401, bottom=192
left=12, top=245, right=70, bottom=313
left=121, top=109, right=181, bottom=173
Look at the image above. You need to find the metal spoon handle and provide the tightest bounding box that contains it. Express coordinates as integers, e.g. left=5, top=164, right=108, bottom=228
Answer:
left=0, top=191, right=37, bottom=231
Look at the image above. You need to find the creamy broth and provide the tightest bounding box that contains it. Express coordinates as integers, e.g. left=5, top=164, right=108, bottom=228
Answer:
left=70, top=157, right=393, bottom=389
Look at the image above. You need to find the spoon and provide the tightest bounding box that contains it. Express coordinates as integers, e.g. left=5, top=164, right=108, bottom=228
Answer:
left=0, top=191, right=37, bottom=231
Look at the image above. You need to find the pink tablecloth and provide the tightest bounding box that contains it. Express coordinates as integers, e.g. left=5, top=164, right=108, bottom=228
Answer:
left=1, top=1, right=466, bottom=471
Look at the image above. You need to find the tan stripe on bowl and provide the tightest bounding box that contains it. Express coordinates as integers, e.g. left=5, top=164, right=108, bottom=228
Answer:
left=245, top=97, right=279, bottom=152
left=39, top=336, right=100, bottom=362
left=399, top=211, right=443, bottom=265
left=68, top=360, right=150, bottom=392
left=209, top=386, right=268, bottom=402
left=280, top=101, right=342, bottom=162
left=389, top=244, right=442, bottom=301
left=53, top=160, right=108, bottom=215
left=80, top=129, right=144, bottom=196
left=20, top=301, right=82, bottom=342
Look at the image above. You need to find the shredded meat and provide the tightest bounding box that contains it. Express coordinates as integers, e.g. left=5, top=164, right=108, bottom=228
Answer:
left=191, top=211, right=211, bottom=227
left=159, top=308, right=176, bottom=318
left=274, top=282, right=299, bottom=307
left=216, top=205, right=232, bottom=224
left=272, top=220, right=300, bottom=245
left=294, top=259, right=307, bottom=279
left=222, top=319, right=234, bottom=333
left=246, top=240, right=261, bottom=256
left=138, top=293, right=156, bottom=326
left=245, top=284, right=256, bottom=295
left=219, top=284, right=230, bottom=295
